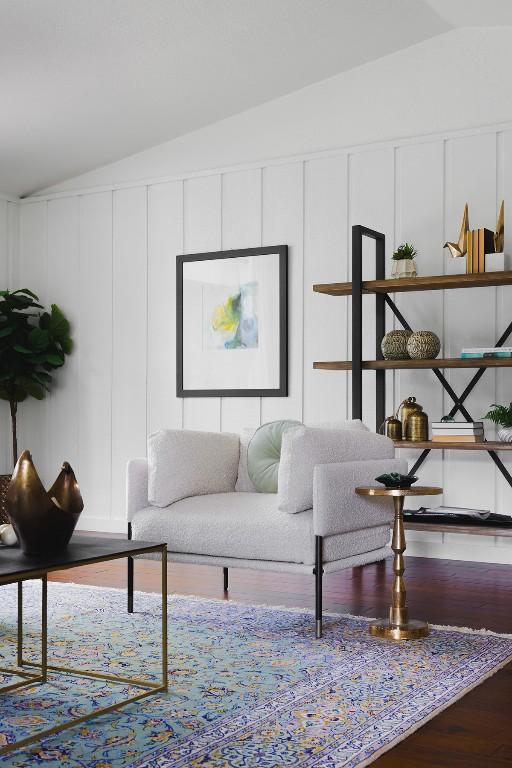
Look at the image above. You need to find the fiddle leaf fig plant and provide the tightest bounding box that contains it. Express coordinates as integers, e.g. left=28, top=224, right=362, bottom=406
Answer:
left=0, top=289, right=73, bottom=468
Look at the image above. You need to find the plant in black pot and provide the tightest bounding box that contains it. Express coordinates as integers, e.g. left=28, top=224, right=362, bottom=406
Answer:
left=0, top=289, right=73, bottom=526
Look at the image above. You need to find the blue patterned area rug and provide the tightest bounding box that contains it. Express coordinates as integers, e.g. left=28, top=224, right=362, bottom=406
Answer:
left=1, top=583, right=512, bottom=767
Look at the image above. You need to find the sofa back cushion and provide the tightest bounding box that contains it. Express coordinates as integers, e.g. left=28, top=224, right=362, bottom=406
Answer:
left=148, top=429, right=240, bottom=507
left=235, top=426, right=258, bottom=492
left=247, top=420, right=301, bottom=493
left=278, top=425, right=393, bottom=514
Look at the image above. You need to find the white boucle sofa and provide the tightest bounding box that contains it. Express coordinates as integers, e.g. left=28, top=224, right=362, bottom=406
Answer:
left=126, top=425, right=406, bottom=637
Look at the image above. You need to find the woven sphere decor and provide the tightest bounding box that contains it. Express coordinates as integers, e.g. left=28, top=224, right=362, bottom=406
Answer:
left=407, top=330, right=441, bottom=360
left=381, top=330, right=412, bottom=360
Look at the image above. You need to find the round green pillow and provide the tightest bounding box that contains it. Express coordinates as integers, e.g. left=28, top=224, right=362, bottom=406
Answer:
left=247, top=420, right=301, bottom=493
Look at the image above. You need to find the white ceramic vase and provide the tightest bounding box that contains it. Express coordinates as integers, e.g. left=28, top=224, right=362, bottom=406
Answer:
left=498, top=426, right=512, bottom=443
left=391, top=259, right=417, bottom=279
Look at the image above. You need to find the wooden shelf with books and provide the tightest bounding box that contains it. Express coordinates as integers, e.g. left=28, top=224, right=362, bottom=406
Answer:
left=395, top=440, right=512, bottom=451
left=313, top=358, right=512, bottom=370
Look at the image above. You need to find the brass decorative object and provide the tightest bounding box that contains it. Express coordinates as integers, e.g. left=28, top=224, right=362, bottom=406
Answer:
left=467, top=228, right=495, bottom=274
left=381, top=415, right=402, bottom=441
left=444, top=203, right=469, bottom=259
left=396, top=397, right=423, bottom=440
left=407, top=410, right=429, bottom=441
left=381, top=330, right=412, bottom=360
left=355, top=485, right=442, bottom=640
left=406, top=330, right=440, bottom=360
left=495, top=199, right=505, bottom=253
left=6, top=451, right=83, bottom=555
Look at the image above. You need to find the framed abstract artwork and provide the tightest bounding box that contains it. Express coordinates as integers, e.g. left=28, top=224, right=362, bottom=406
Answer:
left=177, top=245, right=288, bottom=397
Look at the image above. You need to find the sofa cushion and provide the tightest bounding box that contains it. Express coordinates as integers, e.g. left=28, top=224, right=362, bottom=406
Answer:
left=278, top=426, right=394, bottom=514
left=235, top=427, right=258, bottom=492
left=147, top=429, right=240, bottom=507
left=131, top=492, right=390, bottom=566
left=247, top=420, right=301, bottom=492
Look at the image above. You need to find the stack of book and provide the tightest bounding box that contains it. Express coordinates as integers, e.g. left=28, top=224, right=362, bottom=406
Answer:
left=431, top=421, right=485, bottom=443
left=461, top=347, right=512, bottom=359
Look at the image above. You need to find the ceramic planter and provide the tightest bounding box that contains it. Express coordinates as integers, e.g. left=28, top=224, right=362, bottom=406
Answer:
left=391, top=259, right=417, bottom=279
left=498, top=426, right=512, bottom=443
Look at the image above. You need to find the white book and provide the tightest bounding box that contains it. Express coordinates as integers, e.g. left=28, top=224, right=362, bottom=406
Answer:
left=461, top=347, right=512, bottom=354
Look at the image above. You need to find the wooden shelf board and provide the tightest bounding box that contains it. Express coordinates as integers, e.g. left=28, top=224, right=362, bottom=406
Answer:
left=313, top=270, right=512, bottom=296
left=395, top=440, right=512, bottom=451
left=404, top=521, right=512, bottom=537
left=313, top=358, right=512, bottom=371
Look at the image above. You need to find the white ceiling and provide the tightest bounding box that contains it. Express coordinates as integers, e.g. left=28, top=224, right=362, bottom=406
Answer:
left=0, top=0, right=509, bottom=198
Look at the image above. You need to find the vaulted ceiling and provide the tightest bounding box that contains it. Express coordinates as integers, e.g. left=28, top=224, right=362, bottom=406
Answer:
left=2, top=0, right=511, bottom=197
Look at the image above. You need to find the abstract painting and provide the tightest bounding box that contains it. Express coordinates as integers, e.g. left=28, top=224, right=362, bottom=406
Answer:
left=177, top=246, right=287, bottom=396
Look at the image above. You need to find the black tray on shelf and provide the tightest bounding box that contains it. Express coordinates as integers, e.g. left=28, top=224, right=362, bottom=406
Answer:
left=403, top=510, right=512, bottom=528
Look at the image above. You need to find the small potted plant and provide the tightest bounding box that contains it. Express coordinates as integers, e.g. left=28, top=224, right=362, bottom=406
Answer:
left=391, top=242, right=418, bottom=279
left=484, top=403, right=512, bottom=442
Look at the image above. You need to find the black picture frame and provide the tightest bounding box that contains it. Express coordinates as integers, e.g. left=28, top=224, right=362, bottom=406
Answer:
left=177, top=245, right=288, bottom=397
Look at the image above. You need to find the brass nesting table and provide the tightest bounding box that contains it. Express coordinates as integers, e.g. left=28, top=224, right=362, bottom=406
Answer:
left=0, top=537, right=168, bottom=756
left=356, top=486, right=442, bottom=640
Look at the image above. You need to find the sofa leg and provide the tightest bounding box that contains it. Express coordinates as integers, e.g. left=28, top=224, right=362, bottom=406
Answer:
left=315, top=535, right=323, bottom=639
left=223, top=567, right=229, bottom=592
left=127, top=522, right=134, bottom=614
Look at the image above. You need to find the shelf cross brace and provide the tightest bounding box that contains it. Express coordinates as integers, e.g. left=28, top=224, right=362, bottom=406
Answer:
left=382, top=294, right=512, bottom=488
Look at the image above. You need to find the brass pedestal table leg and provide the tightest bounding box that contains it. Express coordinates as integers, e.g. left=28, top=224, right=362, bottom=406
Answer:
left=370, top=495, right=429, bottom=640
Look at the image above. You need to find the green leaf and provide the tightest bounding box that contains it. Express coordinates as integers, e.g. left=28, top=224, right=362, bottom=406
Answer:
left=46, top=354, right=64, bottom=366
left=13, top=344, right=33, bottom=354
left=0, top=326, right=13, bottom=338
left=28, top=327, right=49, bottom=352
left=16, top=376, right=45, bottom=400
left=48, top=304, right=70, bottom=340
left=60, top=337, right=73, bottom=355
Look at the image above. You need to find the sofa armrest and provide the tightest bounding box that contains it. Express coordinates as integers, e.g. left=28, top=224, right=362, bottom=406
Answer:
left=126, top=458, right=149, bottom=522
left=313, top=457, right=408, bottom=537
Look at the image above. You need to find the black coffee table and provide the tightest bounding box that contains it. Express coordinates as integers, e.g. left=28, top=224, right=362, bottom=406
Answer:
left=0, top=536, right=168, bottom=756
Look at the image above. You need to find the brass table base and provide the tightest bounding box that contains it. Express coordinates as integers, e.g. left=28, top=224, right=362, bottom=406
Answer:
left=369, top=618, right=429, bottom=641
left=355, top=485, right=442, bottom=642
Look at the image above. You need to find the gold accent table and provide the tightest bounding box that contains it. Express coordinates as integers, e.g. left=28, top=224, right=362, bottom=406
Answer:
left=355, top=485, right=443, bottom=640
left=0, top=537, right=168, bottom=756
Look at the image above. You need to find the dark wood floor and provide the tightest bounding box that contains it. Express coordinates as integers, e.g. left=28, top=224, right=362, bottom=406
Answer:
left=49, top=553, right=512, bottom=767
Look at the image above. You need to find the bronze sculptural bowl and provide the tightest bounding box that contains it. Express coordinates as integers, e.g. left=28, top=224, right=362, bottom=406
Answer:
left=6, top=450, right=83, bottom=555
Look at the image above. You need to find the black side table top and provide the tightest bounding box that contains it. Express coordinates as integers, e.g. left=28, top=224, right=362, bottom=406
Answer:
left=0, top=536, right=165, bottom=584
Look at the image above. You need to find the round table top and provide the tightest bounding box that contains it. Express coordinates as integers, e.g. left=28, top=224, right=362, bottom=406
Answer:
left=355, top=486, right=443, bottom=498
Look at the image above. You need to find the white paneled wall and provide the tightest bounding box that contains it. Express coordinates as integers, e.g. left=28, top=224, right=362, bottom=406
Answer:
left=8, top=125, right=512, bottom=548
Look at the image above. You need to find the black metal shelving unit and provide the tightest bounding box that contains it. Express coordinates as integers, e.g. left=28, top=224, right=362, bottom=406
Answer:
left=313, top=224, right=512, bottom=492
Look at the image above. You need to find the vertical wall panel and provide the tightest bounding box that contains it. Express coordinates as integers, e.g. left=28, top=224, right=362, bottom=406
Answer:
left=182, top=175, right=222, bottom=431
left=78, top=192, right=113, bottom=528
left=303, top=155, right=348, bottom=424
left=261, top=162, right=303, bottom=423
left=47, top=197, right=80, bottom=485
left=395, top=141, right=445, bottom=507
left=0, top=201, right=9, bottom=473
left=147, top=181, right=184, bottom=435
left=111, top=186, right=147, bottom=520
left=444, top=133, right=497, bottom=512
left=349, top=149, right=395, bottom=430
left=496, top=130, right=512, bottom=516
left=17, top=202, right=48, bottom=478
left=220, top=169, right=262, bottom=432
